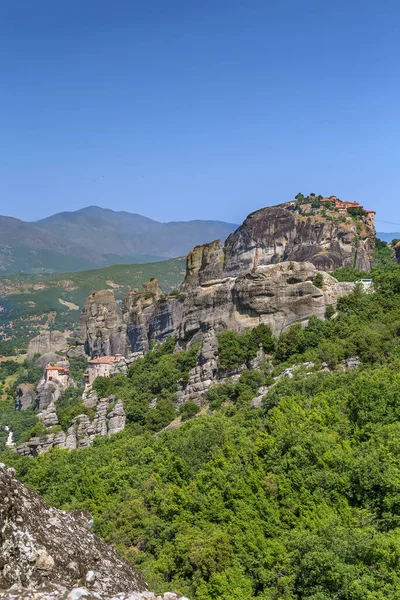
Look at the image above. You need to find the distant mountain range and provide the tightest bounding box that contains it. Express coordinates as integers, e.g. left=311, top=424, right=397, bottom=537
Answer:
left=0, top=206, right=237, bottom=274
left=376, top=232, right=400, bottom=243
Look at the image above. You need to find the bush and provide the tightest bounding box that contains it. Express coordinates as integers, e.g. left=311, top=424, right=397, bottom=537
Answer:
left=180, top=401, right=199, bottom=421
left=325, top=304, right=335, bottom=319
left=347, top=207, right=367, bottom=218
left=217, top=325, right=275, bottom=371
left=313, top=273, right=324, bottom=288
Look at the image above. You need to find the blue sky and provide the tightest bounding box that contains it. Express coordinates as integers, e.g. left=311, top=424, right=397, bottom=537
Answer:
left=0, top=0, right=399, bottom=230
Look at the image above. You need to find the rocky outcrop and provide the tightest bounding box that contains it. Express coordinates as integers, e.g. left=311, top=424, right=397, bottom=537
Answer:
left=176, top=329, right=219, bottom=405
left=223, top=204, right=375, bottom=275
left=183, top=240, right=224, bottom=287
left=15, top=395, right=126, bottom=457
left=15, top=384, right=36, bottom=411
left=80, top=262, right=354, bottom=357
left=395, top=241, right=400, bottom=264
left=176, top=261, right=354, bottom=347
left=79, top=290, right=127, bottom=358
left=78, top=200, right=371, bottom=358
left=123, top=280, right=183, bottom=355
left=34, top=352, right=64, bottom=368
left=0, top=464, right=147, bottom=595
left=27, top=330, right=68, bottom=360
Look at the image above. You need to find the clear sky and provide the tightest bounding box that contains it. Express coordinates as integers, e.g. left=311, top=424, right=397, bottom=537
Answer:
left=1, top=0, right=399, bottom=230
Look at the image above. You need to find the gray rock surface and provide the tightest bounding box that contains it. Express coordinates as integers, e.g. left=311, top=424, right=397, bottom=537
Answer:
left=15, top=395, right=126, bottom=457
left=123, top=280, right=183, bottom=355
left=0, top=588, right=187, bottom=600
left=27, top=331, right=68, bottom=360
left=79, top=262, right=354, bottom=358
left=78, top=201, right=370, bottom=358
left=176, top=261, right=354, bottom=347
left=37, top=401, right=59, bottom=427
left=0, top=465, right=147, bottom=596
left=79, top=290, right=127, bottom=358
left=34, top=352, right=63, bottom=368
left=15, top=384, right=36, bottom=411
left=223, top=203, right=375, bottom=275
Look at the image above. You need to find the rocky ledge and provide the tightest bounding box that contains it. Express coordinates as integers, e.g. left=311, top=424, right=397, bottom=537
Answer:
left=0, top=465, right=186, bottom=600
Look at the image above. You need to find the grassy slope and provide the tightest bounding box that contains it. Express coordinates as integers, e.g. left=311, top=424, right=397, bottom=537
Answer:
left=0, top=258, right=185, bottom=353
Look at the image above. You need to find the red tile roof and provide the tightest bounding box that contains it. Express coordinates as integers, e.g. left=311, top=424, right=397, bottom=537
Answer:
left=88, top=356, right=118, bottom=365
left=45, top=365, right=69, bottom=372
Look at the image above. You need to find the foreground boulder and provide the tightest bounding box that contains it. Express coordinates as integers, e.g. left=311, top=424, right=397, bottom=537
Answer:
left=0, top=464, right=146, bottom=595
left=0, top=465, right=186, bottom=599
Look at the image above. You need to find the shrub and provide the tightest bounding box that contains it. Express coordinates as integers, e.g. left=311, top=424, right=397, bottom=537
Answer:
left=347, top=207, right=367, bottom=218
left=180, top=401, right=199, bottom=421
left=325, top=304, right=335, bottom=319
left=313, top=273, right=324, bottom=288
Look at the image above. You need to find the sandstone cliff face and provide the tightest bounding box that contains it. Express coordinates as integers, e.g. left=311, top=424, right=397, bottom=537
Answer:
left=223, top=205, right=375, bottom=275
left=78, top=200, right=371, bottom=358
left=123, top=280, right=183, bottom=355
left=79, top=290, right=127, bottom=357
left=184, top=240, right=224, bottom=287
left=27, top=330, right=68, bottom=360
left=176, top=261, right=354, bottom=348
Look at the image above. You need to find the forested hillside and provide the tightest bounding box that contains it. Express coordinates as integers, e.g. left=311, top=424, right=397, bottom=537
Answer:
left=3, top=243, right=400, bottom=599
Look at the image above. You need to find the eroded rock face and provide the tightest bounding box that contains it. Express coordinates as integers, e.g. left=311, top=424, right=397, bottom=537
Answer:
left=27, top=331, right=68, bottom=361
left=15, top=394, right=126, bottom=457
left=0, top=465, right=147, bottom=595
left=183, top=240, right=224, bottom=287
left=78, top=201, right=370, bottom=358
left=176, top=261, right=354, bottom=347
left=223, top=204, right=375, bottom=274
left=15, top=384, right=36, bottom=411
left=79, top=290, right=127, bottom=358
left=79, top=263, right=354, bottom=357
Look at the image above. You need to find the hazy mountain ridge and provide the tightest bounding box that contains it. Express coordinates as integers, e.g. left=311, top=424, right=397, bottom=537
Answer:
left=0, top=206, right=237, bottom=274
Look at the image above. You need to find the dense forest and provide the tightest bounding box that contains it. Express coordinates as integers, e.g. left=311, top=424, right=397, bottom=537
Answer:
left=3, top=242, right=400, bottom=599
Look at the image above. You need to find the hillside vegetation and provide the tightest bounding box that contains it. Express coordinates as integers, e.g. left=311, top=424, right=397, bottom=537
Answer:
left=0, top=258, right=185, bottom=355
left=3, top=243, right=400, bottom=599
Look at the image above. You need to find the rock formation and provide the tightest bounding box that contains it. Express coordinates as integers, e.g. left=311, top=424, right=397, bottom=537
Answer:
left=79, top=290, right=128, bottom=357
left=223, top=203, right=375, bottom=274
left=27, top=330, right=68, bottom=360
left=395, top=241, right=400, bottom=264
left=80, top=262, right=354, bottom=357
left=123, top=280, right=183, bottom=354
left=78, top=198, right=372, bottom=359
left=15, top=384, right=36, bottom=411
left=15, top=393, right=126, bottom=457
left=0, top=464, right=186, bottom=599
